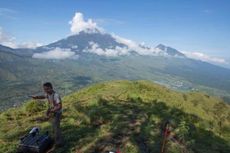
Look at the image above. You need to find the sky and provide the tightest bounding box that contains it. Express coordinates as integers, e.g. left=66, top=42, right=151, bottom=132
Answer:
left=0, top=0, right=230, bottom=63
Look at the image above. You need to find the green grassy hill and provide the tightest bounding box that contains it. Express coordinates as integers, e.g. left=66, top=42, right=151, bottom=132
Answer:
left=0, top=80, right=230, bottom=153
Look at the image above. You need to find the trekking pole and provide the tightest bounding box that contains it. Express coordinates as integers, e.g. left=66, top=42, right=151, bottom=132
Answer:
left=160, top=123, right=170, bottom=153
left=160, top=134, right=166, bottom=153
left=116, top=147, right=121, bottom=153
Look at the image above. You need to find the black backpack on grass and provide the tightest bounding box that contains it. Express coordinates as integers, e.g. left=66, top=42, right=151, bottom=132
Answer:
left=17, top=128, right=53, bottom=153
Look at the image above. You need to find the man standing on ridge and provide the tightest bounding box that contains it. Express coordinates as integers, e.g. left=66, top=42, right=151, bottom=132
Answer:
left=32, top=82, right=63, bottom=147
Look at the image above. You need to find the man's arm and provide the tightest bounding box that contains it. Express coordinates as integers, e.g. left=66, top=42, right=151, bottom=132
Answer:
left=32, top=95, right=46, bottom=99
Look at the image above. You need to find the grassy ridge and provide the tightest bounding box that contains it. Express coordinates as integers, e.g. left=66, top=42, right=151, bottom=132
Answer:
left=0, top=80, right=229, bottom=153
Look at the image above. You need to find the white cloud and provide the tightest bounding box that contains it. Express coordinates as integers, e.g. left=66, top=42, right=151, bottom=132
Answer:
left=32, top=47, right=77, bottom=59
left=84, top=40, right=164, bottom=57
left=71, top=45, right=78, bottom=49
left=0, top=27, right=17, bottom=48
left=0, top=26, right=42, bottom=49
left=112, top=34, right=160, bottom=55
left=182, top=51, right=228, bottom=64
left=84, top=41, right=129, bottom=57
left=17, top=42, right=42, bottom=49
left=69, top=12, right=103, bottom=34
left=112, top=34, right=137, bottom=49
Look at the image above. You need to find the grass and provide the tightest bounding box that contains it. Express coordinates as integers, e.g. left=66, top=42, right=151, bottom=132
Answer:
left=0, top=80, right=230, bottom=153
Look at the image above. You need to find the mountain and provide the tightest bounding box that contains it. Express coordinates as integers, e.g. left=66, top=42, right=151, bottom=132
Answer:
left=155, top=44, right=185, bottom=57
left=34, top=31, right=126, bottom=54
left=33, top=31, right=184, bottom=57
left=0, top=80, right=229, bottom=153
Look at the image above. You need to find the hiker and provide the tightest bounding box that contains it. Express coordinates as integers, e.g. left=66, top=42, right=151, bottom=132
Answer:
left=32, top=82, right=63, bottom=147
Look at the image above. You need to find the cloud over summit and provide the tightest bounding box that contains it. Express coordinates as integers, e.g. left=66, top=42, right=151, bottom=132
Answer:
left=69, top=12, right=103, bottom=34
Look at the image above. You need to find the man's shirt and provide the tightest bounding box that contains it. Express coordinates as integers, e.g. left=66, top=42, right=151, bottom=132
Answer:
left=45, top=91, right=62, bottom=113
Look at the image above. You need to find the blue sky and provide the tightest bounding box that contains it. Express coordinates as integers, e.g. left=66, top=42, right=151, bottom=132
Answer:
left=0, top=0, right=229, bottom=60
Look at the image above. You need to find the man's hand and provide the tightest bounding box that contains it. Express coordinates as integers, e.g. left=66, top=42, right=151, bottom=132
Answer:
left=46, top=108, right=52, bottom=117
left=31, top=95, right=38, bottom=99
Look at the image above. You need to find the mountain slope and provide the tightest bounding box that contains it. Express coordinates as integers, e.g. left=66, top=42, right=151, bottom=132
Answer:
left=35, top=32, right=126, bottom=53
left=155, top=44, right=185, bottom=57
left=0, top=45, right=15, bottom=53
left=0, top=80, right=229, bottom=153
left=0, top=49, right=27, bottom=81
